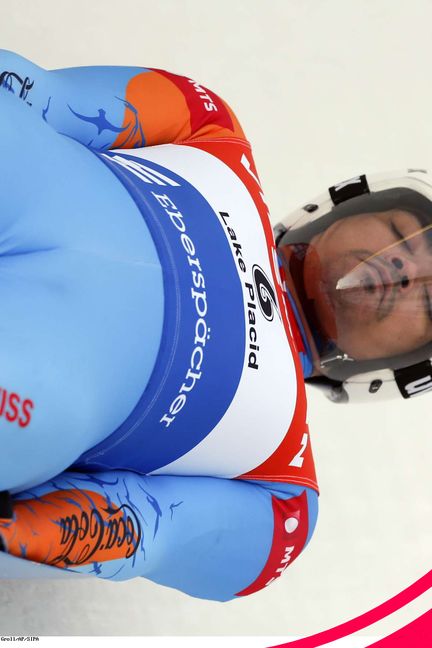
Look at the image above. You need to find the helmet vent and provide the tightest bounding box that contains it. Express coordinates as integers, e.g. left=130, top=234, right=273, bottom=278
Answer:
left=369, top=379, right=383, bottom=394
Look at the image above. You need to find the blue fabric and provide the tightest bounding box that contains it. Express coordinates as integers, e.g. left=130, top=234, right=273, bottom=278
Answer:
left=11, top=471, right=318, bottom=601
left=276, top=253, right=314, bottom=378
left=0, top=84, right=164, bottom=493
left=74, top=150, right=246, bottom=473
left=285, top=289, right=314, bottom=378
left=0, top=51, right=319, bottom=601
left=0, top=50, right=149, bottom=149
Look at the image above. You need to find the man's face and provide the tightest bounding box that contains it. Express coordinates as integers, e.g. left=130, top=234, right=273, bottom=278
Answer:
left=303, top=209, right=432, bottom=360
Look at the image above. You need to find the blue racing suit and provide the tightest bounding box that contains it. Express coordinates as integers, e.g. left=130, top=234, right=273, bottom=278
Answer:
left=0, top=51, right=318, bottom=601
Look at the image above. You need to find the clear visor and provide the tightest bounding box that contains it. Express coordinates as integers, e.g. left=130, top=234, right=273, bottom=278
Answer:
left=277, top=187, right=432, bottom=380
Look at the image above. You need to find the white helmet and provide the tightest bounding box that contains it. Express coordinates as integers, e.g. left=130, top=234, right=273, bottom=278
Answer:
left=275, top=169, right=432, bottom=403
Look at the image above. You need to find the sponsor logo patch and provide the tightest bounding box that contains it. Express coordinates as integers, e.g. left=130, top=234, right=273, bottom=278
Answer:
left=235, top=490, right=309, bottom=596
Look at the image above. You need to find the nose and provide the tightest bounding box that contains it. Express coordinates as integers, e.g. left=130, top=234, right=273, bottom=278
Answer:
left=388, top=253, right=420, bottom=291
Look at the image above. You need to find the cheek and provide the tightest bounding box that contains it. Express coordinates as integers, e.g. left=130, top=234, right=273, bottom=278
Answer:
left=336, top=320, right=397, bottom=359
left=391, top=294, right=432, bottom=343
left=338, top=310, right=428, bottom=359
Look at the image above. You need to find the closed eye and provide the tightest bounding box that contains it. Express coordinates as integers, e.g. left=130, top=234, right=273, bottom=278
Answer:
left=390, top=221, right=412, bottom=253
left=423, top=286, right=432, bottom=324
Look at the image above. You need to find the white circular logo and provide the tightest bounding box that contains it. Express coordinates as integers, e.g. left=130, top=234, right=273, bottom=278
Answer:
left=285, top=517, right=299, bottom=534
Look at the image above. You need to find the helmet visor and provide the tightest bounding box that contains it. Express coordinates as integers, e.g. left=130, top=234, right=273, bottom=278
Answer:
left=277, top=185, right=432, bottom=380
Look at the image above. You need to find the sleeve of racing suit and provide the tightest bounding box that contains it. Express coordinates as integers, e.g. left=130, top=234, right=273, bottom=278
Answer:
left=0, top=50, right=246, bottom=149
left=0, top=471, right=318, bottom=601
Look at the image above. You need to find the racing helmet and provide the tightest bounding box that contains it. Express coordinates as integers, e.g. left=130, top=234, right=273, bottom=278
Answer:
left=275, top=169, right=432, bottom=403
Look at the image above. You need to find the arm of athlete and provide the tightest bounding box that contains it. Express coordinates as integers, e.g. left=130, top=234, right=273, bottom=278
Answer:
left=0, top=50, right=246, bottom=150
left=0, top=470, right=318, bottom=601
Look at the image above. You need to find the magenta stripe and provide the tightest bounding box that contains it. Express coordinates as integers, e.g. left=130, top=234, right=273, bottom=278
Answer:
left=268, top=570, right=432, bottom=648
